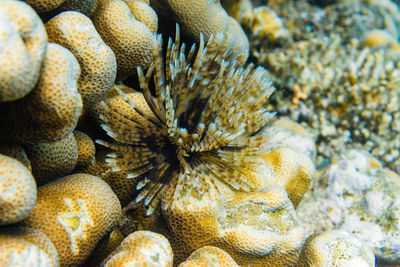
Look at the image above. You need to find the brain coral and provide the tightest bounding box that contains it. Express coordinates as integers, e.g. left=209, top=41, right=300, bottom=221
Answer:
left=23, top=173, right=121, bottom=266
left=0, top=42, right=82, bottom=143
left=46, top=11, right=117, bottom=106
left=0, top=0, right=47, bottom=102
left=96, top=29, right=276, bottom=216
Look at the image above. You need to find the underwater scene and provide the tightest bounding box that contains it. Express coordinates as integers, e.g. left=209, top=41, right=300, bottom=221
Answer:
left=0, top=0, right=399, bottom=266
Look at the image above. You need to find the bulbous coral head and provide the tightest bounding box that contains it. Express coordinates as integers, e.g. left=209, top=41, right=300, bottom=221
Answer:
left=96, top=26, right=276, bottom=216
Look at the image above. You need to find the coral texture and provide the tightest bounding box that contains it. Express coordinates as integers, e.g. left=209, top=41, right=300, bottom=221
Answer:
left=23, top=173, right=122, bottom=266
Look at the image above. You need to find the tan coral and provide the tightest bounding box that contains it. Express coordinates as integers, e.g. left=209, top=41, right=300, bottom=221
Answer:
left=46, top=11, right=117, bottom=106
left=0, top=154, right=37, bottom=225
left=123, top=0, right=158, bottom=33
left=296, top=230, right=376, bottom=267
left=0, top=226, right=59, bottom=267
left=361, top=29, right=398, bottom=48
left=23, top=173, right=122, bottom=266
left=151, top=0, right=249, bottom=65
left=101, top=231, right=173, bottom=267
left=25, top=0, right=99, bottom=15
left=25, top=132, right=78, bottom=186
left=0, top=142, right=32, bottom=171
left=257, top=147, right=315, bottom=207
left=74, top=130, right=96, bottom=169
left=0, top=0, right=47, bottom=102
left=162, top=177, right=305, bottom=265
left=92, top=0, right=156, bottom=79
left=178, top=246, right=239, bottom=267
left=0, top=42, right=83, bottom=143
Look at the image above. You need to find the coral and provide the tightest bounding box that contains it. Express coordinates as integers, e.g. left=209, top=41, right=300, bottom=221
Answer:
left=46, top=11, right=117, bottom=106
left=96, top=29, right=275, bottom=215
left=25, top=0, right=99, bottom=15
left=162, top=182, right=305, bottom=265
left=25, top=132, right=78, bottom=186
left=242, top=6, right=289, bottom=42
left=92, top=0, right=157, bottom=79
left=296, top=230, right=375, bottom=267
left=252, top=0, right=400, bottom=169
left=296, top=149, right=400, bottom=263
left=0, top=154, right=37, bottom=225
left=178, top=246, right=239, bottom=267
left=0, top=226, right=59, bottom=267
left=74, top=130, right=96, bottom=169
left=0, top=142, right=32, bottom=171
left=101, top=230, right=173, bottom=266
left=0, top=42, right=83, bottom=143
left=151, top=0, right=249, bottom=65
left=361, top=29, right=399, bottom=48
left=221, top=0, right=253, bottom=23
left=0, top=0, right=47, bottom=102
left=23, top=173, right=121, bottom=266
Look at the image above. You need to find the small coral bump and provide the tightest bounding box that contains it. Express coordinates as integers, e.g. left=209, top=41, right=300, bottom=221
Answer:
left=0, top=226, right=59, bottom=267
left=0, top=154, right=37, bottom=225
left=101, top=230, right=173, bottom=267
left=178, top=246, right=239, bottom=267
left=296, top=230, right=375, bottom=267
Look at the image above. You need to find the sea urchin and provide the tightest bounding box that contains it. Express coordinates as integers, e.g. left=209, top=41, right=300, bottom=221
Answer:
left=97, top=28, right=276, bottom=215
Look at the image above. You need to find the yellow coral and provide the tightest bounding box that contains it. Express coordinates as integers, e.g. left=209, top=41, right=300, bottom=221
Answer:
left=74, top=130, right=96, bottom=169
left=0, top=154, right=37, bottom=225
left=23, top=173, right=121, bottom=266
left=0, top=0, right=47, bottom=102
left=0, top=43, right=83, bottom=143
left=25, top=132, right=78, bottom=186
left=178, top=246, right=239, bottom=267
left=92, top=0, right=156, bottom=79
left=101, top=231, right=173, bottom=266
left=46, top=11, right=117, bottom=106
left=0, top=226, right=59, bottom=266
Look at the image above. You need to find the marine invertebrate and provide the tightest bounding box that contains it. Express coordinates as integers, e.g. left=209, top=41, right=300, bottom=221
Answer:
left=151, top=0, right=249, bottom=65
left=178, top=246, right=239, bottom=267
left=73, top=130, right=96, bottom=169
left=96, top=28, right=276, bottom=216
left=0, top=154, right=37, bottom=225
left=0, top=0, right=47, bottom=102
left=23, top=173, right=121, bottom=266
left=92, top=0, right=157, bottom=79
left=296, top=149, right=400, bottom=263
left=46, top=11, right=117, bottom=106
left=297, top=230, right=375, bottom=267
left=25, top=132, right=78, bottom=186
left=0, top=42, right=82, bottom=143
left=0, top=226, right=59, bottom=267
left=101, top=230, right=173, bottom=266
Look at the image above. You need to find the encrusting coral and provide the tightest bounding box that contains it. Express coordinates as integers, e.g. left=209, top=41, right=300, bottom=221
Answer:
left=0, top=0, right=47, bottom=102
left=178, top=246, right=239, bottom=267
left=96, top=27, right=276, bottom=216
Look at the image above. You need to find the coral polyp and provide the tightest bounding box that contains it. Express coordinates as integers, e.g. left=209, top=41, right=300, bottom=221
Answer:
left=97, top=28, right=275, bottom=215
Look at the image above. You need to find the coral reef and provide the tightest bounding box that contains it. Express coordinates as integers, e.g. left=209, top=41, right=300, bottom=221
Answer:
left=297, top=149, right=400, bottom=263
left=178, top=246, right=239, bottom=267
